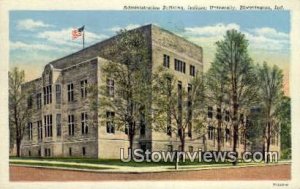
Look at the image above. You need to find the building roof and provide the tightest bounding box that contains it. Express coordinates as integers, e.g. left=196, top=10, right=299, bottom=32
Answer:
left=48, top=24, right=202, bottom=69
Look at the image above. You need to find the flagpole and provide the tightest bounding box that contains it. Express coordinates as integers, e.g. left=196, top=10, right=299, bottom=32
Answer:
left=83, top=30, right=85, bottom=49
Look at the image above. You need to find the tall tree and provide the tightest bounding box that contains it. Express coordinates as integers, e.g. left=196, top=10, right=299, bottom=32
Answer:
left=9, top=67, right=32, bottom=157
left=152, top=67, right=205, bottom=152
left=214, top=29, right=259, bottom=165
left=258, top=62, right=284, bottom=163
left=205, top=57, right=228, bottom=151
left=276, top=96, right=291, bottom=159
left=91, top=29, right=151, bottom=158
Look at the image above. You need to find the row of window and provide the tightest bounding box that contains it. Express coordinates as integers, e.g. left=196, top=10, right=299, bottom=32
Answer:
left=163, top=54, right=196, bottom=76
left=167, top=145, right=194, bottom=152
left=28, top=147, right=88, bottom=157
left=28, top=112, right=89, bottom=140
left=27, top=79, right=89, bottom=109
left=207, top=107, right=248, bottom=123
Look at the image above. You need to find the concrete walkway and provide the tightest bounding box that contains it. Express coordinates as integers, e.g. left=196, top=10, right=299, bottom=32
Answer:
left=9, top=159, right=291, bottom=173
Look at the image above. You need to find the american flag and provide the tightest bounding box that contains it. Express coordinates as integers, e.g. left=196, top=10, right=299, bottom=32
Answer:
left=72, top=26, right=84, bottom=40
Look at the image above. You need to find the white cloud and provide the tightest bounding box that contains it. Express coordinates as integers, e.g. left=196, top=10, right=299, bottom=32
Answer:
left=249, top=27, right=289, bottom=39
left=16, top=19, right=53, bottom=31
left=110, top=24, right=141, bottom=32
left=184, top=23, right=240, bottom=37
left=10, top=41, right=59, bottom=51
left=37, top=28, right=108, bottom=47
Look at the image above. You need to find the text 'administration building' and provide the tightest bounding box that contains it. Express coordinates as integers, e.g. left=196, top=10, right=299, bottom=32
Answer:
left=20, top=24, right=280, bottom=158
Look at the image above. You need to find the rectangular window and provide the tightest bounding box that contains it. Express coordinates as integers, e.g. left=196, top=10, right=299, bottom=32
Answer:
left=68, top=114, right=75, bottom=136
left=36, top=93, right=42, bottom=109
left=56, top=114, right=61, bottom=137
left=27, top=95, right=33, bottom=109
left=140, top=113, right=146, bottom=136
left=44, top=115, right=52, bottom=137
left=80, top=80, right=88, bottom=98
left=208, top=126, right=214, bottom=140
left=216, top=108, right=222, bottom=120
left=28, top=122, right=32, bottom=140
left=43, top=85, right=52, bottom=105
left=188, top=146, right=194, bottom=152
left=166, top=77, right=172, bottom=136
left=163, top=54, right=170, bottom=68
left=187, top=84, right=192, bottom=138
left=178, top=81, right=183, bottom=136
left=82, top=147, right=86, bottom=156
left=167, top=145, right=173, bottom=152
left=174, top=59, right=186, bottom=73
left=208, top=106, right=213, bottom=118
left=56, top=84, right=61, bottom=104
left=106, top=79, right=114, bottom=97
left=225, top=128, right=230, bottom=142
left=37, top=120, right=43, bottom=140
left=106, top=111, right=115, bottom=134
left=190, top=65, right=196, bottom=76
left=67, top=83, right=74, bottom=102
left=81, top=112, right=88, bottom=135
left=240, top=114, right=244, bottom=124
left=225, top=110, right=230, bottom=122
left=69, top=147, right=72, bottom=156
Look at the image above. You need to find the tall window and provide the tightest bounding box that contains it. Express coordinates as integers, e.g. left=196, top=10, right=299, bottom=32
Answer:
left=36, top=93, right=42, bottom=109
left=167, top=77, right=172, bottom=136
left=140, top=113, right=146, bottom=136
left=68, top=114, right=75, bottom=136
left=208, top=126, right=214, bottom=140
left=81, top=112, right=88, bottom=135
left=216, top=108, right=222, bottom=120
left=187, top=84, right=192, bottom=138
left=163, top=54, right=170, bottom=68
left=56, top=114, right=61, bottom=137
left=225, top=110, right=230, bottom=122
left=56, top=84, right=61, bottom=104
left=27, top=95, right=33, bottom=109
left=67, top=83, right=74, bottom=102
left=207, top=106, right=213, bottom=118
left=225, top=128, right=230, bottom=142
left=28, top=122, right=32, bottom=140
left=174, top=59, right=186, bottom=73
left=106, top=79, right=114, bottom=97
left=177, top=81, right=183, bottom=136
left=37, top=120, right=43, bottom=140
left=80, top=80, right=88, bottom=98
left=44, top=115, right=53, bottom=137
left=43, top=85, right=52, bottom=105
left=82, top=147, right=86, bottom=156
left=106, top=111, right=115, bottom=134
left=190, top=65, right=196, bottom=76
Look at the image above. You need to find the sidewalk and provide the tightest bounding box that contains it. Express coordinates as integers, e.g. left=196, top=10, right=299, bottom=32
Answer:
left=9, top=159, right=291, bottom=173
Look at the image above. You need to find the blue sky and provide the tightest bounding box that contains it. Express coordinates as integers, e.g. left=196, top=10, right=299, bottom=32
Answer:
left=9, top=11, right=290, bottom=83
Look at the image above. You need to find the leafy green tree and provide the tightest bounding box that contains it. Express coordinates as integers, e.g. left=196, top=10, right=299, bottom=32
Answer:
left=152, top=67, right=205, bottom=152
left=276, top=96, right=290, bottom=159
left=213, top=30, right=259, bottom=165
left=9, top=67, right=32, bottom=157
left=91, top=29, right=151, bottom=158
left=205, top=56, right=228, bottom=151
left=257, top=62, right=284, bottom=163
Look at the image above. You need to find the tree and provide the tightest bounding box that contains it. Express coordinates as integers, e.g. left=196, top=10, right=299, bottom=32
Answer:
left=205, top=56, right=228, bottom=151
left=276, top=96, right=291, bottom=159
left=9, top=67, right=32, bottom=157
left=257, top=62, right=284, bottom=163
left=91, top=29, right=151, bottom=158
left=213, top=30, right=259, bottom=165
left=152, top=67, right=205, bottom=152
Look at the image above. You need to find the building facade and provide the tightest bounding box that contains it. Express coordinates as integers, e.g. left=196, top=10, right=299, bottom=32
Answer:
left=20, top=24, right=280, bottom=159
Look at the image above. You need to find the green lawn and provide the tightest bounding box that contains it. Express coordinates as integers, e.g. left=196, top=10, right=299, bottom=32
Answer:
left=10, top=161, right=113, bottom=170
left=10, top=156, right=235, bottom=167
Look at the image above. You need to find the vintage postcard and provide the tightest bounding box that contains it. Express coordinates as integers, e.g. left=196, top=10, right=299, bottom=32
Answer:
left=0, top=0, right=299, bottom=188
